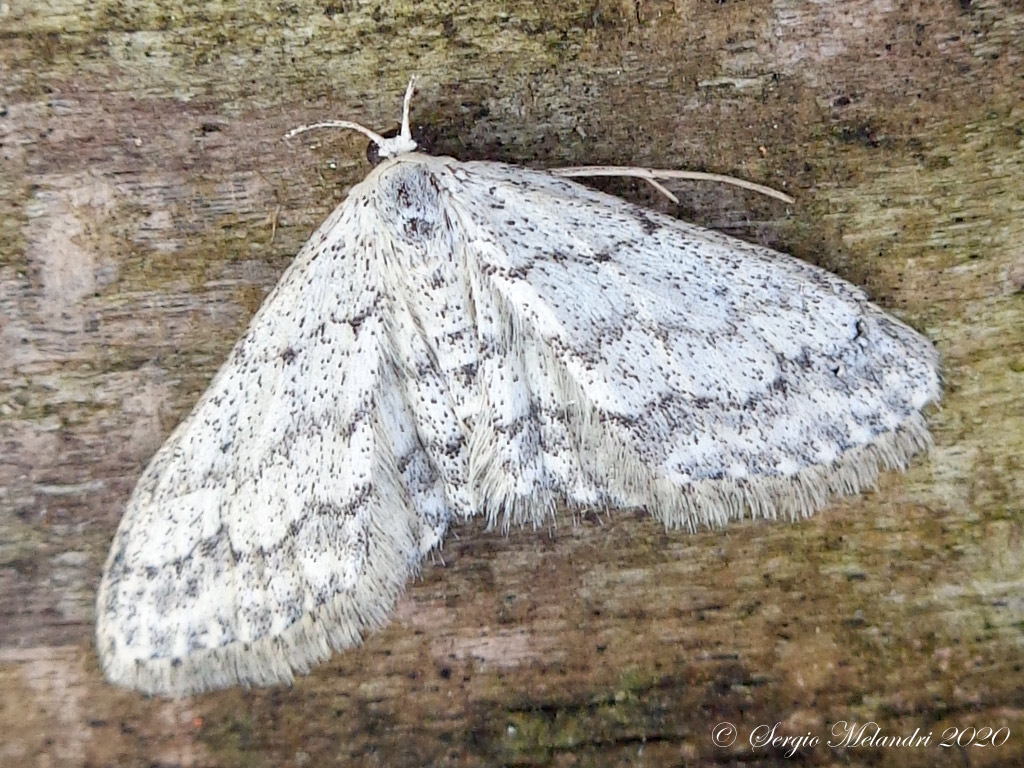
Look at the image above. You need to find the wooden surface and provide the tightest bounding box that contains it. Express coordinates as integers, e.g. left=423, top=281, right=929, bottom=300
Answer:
left=2, top=1, right=1022, bottom=766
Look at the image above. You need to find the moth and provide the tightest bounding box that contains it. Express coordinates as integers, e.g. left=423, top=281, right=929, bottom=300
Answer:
left=97, top=81, right=941, bottom=696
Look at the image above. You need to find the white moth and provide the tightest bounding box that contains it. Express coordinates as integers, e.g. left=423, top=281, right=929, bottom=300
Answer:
left=97, top=81, right=941, bottom=697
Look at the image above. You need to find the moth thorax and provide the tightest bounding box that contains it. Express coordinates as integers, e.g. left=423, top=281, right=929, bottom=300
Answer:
left=373, top=162, right=450, bottom=251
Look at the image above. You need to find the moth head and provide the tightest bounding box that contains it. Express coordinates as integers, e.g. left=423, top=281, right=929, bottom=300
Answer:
left=365, top=122, right=436, bottom=166
left=371, top=76, right=419, bottom=158
left=284, top=77, right=420, bottom=160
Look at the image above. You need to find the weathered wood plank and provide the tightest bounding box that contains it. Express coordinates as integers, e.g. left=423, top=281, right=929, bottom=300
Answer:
left=1, top=0, right=1022, bottom=765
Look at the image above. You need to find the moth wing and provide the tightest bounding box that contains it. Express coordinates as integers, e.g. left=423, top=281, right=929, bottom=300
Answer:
left=96, top=196, right=450, bottom=696
left=452, top=162, right=940, bottom=528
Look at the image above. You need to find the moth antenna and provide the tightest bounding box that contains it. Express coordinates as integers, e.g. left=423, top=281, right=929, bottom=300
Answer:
left=284, top=119, right=389, bottom=145
left=400, top=76, right=417, bottom=145
left=642, top=176, right=679, bottom=204
left=552, top=166, right=795, bottom=204
left=284, top=80, right=419, bottom=159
